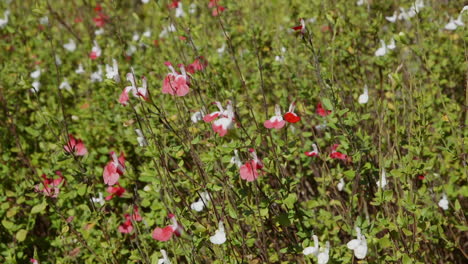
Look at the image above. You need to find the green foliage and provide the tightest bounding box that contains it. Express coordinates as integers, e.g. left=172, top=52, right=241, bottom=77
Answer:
left=0, top=0, right=467, bottom=263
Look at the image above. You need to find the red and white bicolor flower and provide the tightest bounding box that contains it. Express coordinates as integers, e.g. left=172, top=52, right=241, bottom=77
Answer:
left=103, top=151, right=125, bottom=186
left=89, top=40, right=102, bottom=60
left=161, top=62, right=190, bottom=96
left=119, top=72, right=148, bottom=106
left=152, top=213, right=184, bottom=242
left=264, top=104, right=286, bottom=129
left=240, top=148, right=264, bottom=182
left=305, top=143, right=319, bottom=157
left=64, top=134, right=88, bottom=156
left=283, top=102, right=301, bottom=123
left=292, top=18, right=306, bottom=33
left=204, top=101, right=235, bottom=137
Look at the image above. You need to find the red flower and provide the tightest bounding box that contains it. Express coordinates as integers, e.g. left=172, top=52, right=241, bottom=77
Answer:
left=418, top=174, right=425, bottom=180
left=330, top=144, right=349, bottom=161
left=316, top=103, right=331, bottom=117
left=103, top=151, right=125, bottom=186
left=187, top=57, right=208, bottom=74
left=64, top=134, right=88, bottom=156
left=105, top=184, right=126, bottom=200
left=152, top=214, right=183, bottom=241
left=283, top=102, right=301, bottom=123
left=292, top=18, right=306, bottom=33
left=118, top=214, right=133, bottom=234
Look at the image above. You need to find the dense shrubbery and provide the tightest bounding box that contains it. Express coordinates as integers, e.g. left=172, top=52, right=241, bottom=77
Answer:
left=0, top=0, right=467, bottom=263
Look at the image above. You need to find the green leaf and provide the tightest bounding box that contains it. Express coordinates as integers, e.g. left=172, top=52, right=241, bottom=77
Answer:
left=31, top=201, right=47, bottom=214
left=16, top=229, right=28, bottom=242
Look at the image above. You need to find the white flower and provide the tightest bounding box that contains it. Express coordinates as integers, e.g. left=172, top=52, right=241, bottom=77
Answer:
left=95, top=28, right=104, bottom=35
left=189, top=3, right=197, bottom=14
left=39, top=16, right=49, bottom=25
left=143, top=30, right=152, bottom=38
left=55, top=55, right=62, bottom=66
left=356, top=0, right=367, bottom=6
left=90, top=65, right=103, bottom=83
left=376, top=169, right=387, bottom=189
left=31, top=81, right=40, bottom=93
left=217, top=43, right=226, bottom=55
left=385, top=11, right=398, bottom=23
left=317, top=241, right=330, bottom=264
left=337, top=178, right=345, bottom=191
left=210, top=221, right=227, bottom=245
left=75, top=63, right=85, bottom=74
left=30, top=68, right=41, bottom=79
left=191, top=111, right=204, bottom=123
left=0, top=10, right=10, bottom=28
left=159, top=24, right=176, bottom=38
left=157, top=249, right=171, bottom=264
left=59, top=79, right=72, bottom=91
left=125, top=45, right=137, bottom=56
left=175, top=2, right=185, bottom=18
left=438, top=194, right=449, bottom=210
left=303, top=235, right=319, bottom=256
left=135, top=129, right=148, bottom=147
left=143, top=185, right=151, bottom=192
left=63, top=38, right=76, bottom=52
left=347, top=227, right=368, bottom=260
left=132, top=32, right=140, bottom=42
left=190, top=191, right=211, bottom=212
left=387, top=38, right=396, bottom=50
left=358, top=85, right=369, bottom=104
left=91, top=192, right=105, bottom=206
left=230, top=149, right=243, bottom=168
left=105, top=59, right=120, bottom=82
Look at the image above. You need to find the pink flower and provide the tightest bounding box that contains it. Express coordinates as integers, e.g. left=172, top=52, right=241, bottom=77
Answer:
left=118, top=214, right=133, bottom=234
left=30, top=259, right=39, bottom=264
left=64, top=134, right=88, bottom=156
left=103, top=151, right=125, bottom=186
left=105, top=184, right=126, bottom=200
left=330, top=144, right=349, bottom=161
left=119, top=73, right=148, bottom=106
left=34, top=171, right=65, bottom=198
left=168, top=0, right=180, bottom=9
left=203, top=101, right=235, bottom=137
left=152, top=213, right=183, bottom=241
left=240, top=148, right=264, bottom=182
left=187, top=57, right=208, bottom=74
left=316, top=103, right=331, bottom=117
left=264, top=104, right=286, bottom=129
left=305, top=143, right=319, bottom=157
left=208, top=0, right=220, bottom=8
left=132, top=205, right=142, bottom=221
left=283, top=102, right=301, bottom=123
left=212, top=6, right=226, bottom=16
left=161, top=62, right=190, bottom=96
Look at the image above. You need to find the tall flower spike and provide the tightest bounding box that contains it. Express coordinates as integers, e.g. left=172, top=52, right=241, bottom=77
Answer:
left=347, top=227, right=368, bottom=260
left=210, top=220, right=227, bottom=245
left=264, top=104, right=285, bottom=129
